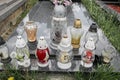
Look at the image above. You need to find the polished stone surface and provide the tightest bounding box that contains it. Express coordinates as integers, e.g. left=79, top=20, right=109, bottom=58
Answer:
left=2, top=1, right=120, bottom=72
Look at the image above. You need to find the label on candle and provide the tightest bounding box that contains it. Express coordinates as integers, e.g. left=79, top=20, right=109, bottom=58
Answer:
left=59, top=52, right=70, bottom=63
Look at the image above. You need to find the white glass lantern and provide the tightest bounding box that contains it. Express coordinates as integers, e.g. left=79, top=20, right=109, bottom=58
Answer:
left=81, top=50, right=95, bottom=68
left=0, top=36, right=11, bottom=63
left=11, top=36, right=30, bottom=67
left=24, top=21, right=37, bottom=50
left=85, top=23, right=98, bottom=44
left=57, top=35, right=73, bottom=69
left=70, top=19, right=84, bottom=49
left=50, top=4, right=67, bottom=50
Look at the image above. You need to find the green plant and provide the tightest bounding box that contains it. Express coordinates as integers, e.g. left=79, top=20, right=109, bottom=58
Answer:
left=81, top=0, right=120, bottom=53
left=0, top=64, right=48, bottom=80
left=75, top=64, right=120, bottom=80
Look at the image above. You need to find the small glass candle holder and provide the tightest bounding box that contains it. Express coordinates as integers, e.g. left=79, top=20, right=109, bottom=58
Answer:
left=102, top=45, right=116, bottom=64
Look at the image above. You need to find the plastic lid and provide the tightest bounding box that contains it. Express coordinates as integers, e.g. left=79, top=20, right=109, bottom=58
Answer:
left=0, top=36, right=5, bottom=46
left=89, top=23, right=97, bottom=32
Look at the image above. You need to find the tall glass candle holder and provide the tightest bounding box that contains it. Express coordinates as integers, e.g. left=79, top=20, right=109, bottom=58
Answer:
left=24, top=21, right=37, bottom=50
left=70, top=19, right=83, bottom=49
left=50, top=4, right=67, bottom=50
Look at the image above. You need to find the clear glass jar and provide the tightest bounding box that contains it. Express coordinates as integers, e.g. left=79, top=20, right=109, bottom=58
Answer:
left=85, top=23, right=98, bottom=44
left=70, top=19, right=83, bottom=49
left=81, top=50, right=95, bottom=68
left=24, top=21, right=37, bottom=42
left=57, top=35, right=73, bottom=69
left=102, top=45, right=116, bottom=64
left=50, top=4, right=67, bottom=49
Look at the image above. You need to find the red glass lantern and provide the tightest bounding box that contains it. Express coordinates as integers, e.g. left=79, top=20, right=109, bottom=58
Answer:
left=81, top=50, right=95, bottom=68
left=36, top=36, right=49, bottom=67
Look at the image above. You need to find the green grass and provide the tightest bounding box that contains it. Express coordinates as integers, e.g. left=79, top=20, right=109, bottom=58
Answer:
left=81, top=0, right=120, bottom=53
left=75, top=64, right=120, bottom=80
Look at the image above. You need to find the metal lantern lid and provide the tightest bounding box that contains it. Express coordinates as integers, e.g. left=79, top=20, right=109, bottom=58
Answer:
left=89, top=23, right=97, bottom=33
left=16, top=36, right=26, bottom=48
left=74, top=19, right=82, bottom=28
left=53, top=5, right=66, bottom=18
left=0, top=36, right=5, bottom=46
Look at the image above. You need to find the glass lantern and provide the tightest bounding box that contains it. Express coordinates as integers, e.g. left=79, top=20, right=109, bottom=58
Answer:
left=57, top=35, right=73, bottom=69
left=0, top=36, right=11, bottom=63
left=70, top=19, right=84, bottom=49
left=102, top=45, right=116, bottom=64
left=50, top=4, right=67, bottom=50
left=36, top=36, right=50, bottom=67
left=81, top=50, right=95, bottom=68
left=24, top=21, right=37, bottom=50
left=85, top=23, right=98, bottom=44
left=10, top=36, right=30, bottom=67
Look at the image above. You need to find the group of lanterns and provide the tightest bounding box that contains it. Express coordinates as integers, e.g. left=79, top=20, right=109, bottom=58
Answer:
left=0, top=4, right=116, bottom=70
